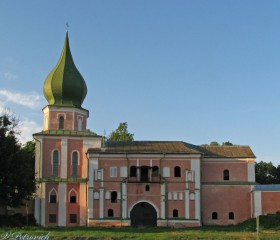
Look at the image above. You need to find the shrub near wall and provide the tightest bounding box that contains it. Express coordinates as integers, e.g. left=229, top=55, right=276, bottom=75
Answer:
left=0, top=214, right=36, bottom=227
left=259, top=214, right=280, bottom=229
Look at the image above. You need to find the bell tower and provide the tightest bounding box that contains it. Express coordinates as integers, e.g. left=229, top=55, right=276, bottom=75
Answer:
left=34, top=31, right=102, bottom=227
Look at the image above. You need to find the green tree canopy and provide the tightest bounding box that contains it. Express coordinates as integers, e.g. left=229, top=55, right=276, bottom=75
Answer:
left=0, top=113, right=36, bottom=215
left=108, top=122, right=134, bottom=142
left=255, top=161, right=277, bottom=184
left=222, top=141, right=234, bottom=146
left=210, top=141, right=220, bottom=146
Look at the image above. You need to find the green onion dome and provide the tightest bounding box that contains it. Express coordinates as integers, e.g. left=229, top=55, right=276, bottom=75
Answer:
left=43, top=32, right=87, bottom=107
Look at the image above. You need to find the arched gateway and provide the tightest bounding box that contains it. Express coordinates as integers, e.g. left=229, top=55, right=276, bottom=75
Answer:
left=130, top=202, right=157, bottom=227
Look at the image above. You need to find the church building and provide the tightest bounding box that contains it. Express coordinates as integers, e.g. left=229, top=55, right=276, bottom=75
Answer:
left=33, top=32, right=280, bottom=227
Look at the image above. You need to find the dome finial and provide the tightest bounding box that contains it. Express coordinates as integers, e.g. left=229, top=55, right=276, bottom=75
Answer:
left=66, top=22, right=69, bottom=32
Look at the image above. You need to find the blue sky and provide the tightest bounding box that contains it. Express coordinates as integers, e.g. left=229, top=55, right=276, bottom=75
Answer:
left=1, top=1, right=280, bottom=165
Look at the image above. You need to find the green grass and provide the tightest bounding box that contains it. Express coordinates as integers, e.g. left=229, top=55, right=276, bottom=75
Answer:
left=1, top=218, right=280, bottom=239
left=0, top=225, right=279, bottom=240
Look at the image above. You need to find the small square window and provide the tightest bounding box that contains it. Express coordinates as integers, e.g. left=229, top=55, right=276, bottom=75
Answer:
left=110, top=167, right=117, bottom=177
left=145, top=185, right=150, bottom=191
left=70, top=196, right=76, bottom=203
left=49, top=214, right=56, bottom=223
left=69, top=214, right=77, bottom=223
left=50, top=195, right=56, bottom=203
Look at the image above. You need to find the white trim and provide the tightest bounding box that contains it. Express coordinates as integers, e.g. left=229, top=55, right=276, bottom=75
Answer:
left=100, top=189, right=104, bottom=218
left=110, top=166, right=117, bottom=177
left=88, top=189, right=93, bottom=218
left=51, top=149, right=60, bottom=165
left=71, top=150, right=80, bottom=177
left=57, top=113, right=66, bottom=120
left=58, top=183, right=67, bottom=226
left=48, top=188, right=58, bottom=203
left=185, top=189, right=190, bottom=218
left=60, top=138, right=68, bottom=178
left=79, top=183, right=87, bottom=226
left=128, top=200, right=159, bottom=218
left=248, top=162, right=255, bottom=182
left=69, top=188, right=78, bottom=203
left=195, top=189, right=200, bottom=223
left=161, top=183, right=166, bottom=218
left=254, top=191, right=262, bottom=217
left=41, top=183, right=45, bottom=226
left=191, top=160, right=200, bottom=189
left=122, top=183, right=127, bottom=218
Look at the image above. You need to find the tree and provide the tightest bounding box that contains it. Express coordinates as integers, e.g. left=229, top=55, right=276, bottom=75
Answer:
left=0, top=113, right=36, bottom=216
left=210, top=141, right=220, bottom=146
left=222, top=141, right=234, bottom=146
left=255, top=161, right=277, bottom=184
left=108, top=122, right=134, bottom=141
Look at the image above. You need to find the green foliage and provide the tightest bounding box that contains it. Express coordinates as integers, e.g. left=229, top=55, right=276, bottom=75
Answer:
left=255, top=161, right=279, bottom=184
left=210, top=141, right=220, bottom=146
left=0, top=113, right=36, bottom=215
left=222, top=141, right=234, bottom=146
left=108, top=122, right=134, bottom=142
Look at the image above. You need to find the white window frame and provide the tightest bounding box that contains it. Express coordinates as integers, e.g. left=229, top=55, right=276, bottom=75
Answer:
left=110, top=166, right=117, bottom=177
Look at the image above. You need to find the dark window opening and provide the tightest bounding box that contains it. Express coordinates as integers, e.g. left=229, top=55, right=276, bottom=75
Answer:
left=174, top=166, right=181, bottom=177
left=212, top=212, right=218, bottom=220
left=152, top=166, right=159, bottom=177
left=111, top=191, right=117, bottom=203
left=52, top=150, right=59, bottom=177
left=50, top=194, right=56, bottom=203
left=145, top=185, right=150, bottom=191
left=49, top=214, right=56, bottom=223
left=224, top=170, right=229, bottom=180
left=173, top=209, right=179, bottom=217
left=70, top=195, right=77, bottom=203
left=108, top=209, right=114, bottom=217
left=72, top=152, right=78, bottom=177
left=130, top=166, right=137, bottom=177
left=229, top=212, right=234, bottom=220
left=59, top=116, right=64, bottom=130
left=69, top=214, right=77, bottom=223
left=140, top=166, right=149, bottom=182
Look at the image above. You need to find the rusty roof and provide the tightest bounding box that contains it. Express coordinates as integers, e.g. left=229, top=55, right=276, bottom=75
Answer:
left=89, top=141, right=200, bottom=154
left=197, top=145, right=255, bottom=158
left=88, top=141, right=255, bottom=158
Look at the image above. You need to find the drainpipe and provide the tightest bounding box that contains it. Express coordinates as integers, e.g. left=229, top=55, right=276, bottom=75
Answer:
left=86, top=151, right=90, bottom=227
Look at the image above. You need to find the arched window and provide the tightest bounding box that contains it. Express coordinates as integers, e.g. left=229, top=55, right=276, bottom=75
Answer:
left=78, top=117, right=82, bottom=131
left=212, top=212, right=218, bottom=220
left=72, top=151, right=79, bottom=177
left=108, top=209, right=114, bottom=217
left=229, top=212, right=234, bottom=220
left=111, top=191, right=117, bottom=203
left=152, top=166, right=159, bottom=177
left=52, top=150, right=59, bottom=176
left=130, top=166, right=137, bottom=177
left=69, top=189, right=78, bottom=204
left=173, top=209, right=179, bottom=217
left=49, top=188, right=57, bottom=203
left=224, top=170, right=229, bottom=180
left=174, top=166, right=181, bottom=177
left=58, top=116, right=64, bottom=130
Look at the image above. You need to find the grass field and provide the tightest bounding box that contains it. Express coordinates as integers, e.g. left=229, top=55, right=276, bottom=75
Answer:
left=0, top=226, right=280, bottom=240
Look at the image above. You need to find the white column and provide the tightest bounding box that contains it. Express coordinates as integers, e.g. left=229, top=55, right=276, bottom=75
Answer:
left=122, top=183, right=127, bottom=218
left=248, top=163, right=255, bottom=182
left=254, top=191, right=262, bottom=217
left=34, top=197, right=40, bottom=225
left=99, top=188, right=104, bottom=218
left=191, top=160, right=200, bottom=189
left=88, top=189, right=93, bottom=218
left=60, top=138, right=68, bottom=178
left=195, top=190, right=200, bottom=221
left=185, top=170, right=189, bottom=189
left=58, top=183, right=67, bottom=226
left=40, top=183, right=45, bottom=226
left=185, top=189, right=190, bottom=219
left=80, top=183, right=87, bottom=226
left=161, top=183, right=166, bottom=218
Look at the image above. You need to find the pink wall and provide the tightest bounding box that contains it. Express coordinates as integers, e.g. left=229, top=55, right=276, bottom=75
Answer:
left=202, top=185, right=251, bottom=225
left=262, top=192, right=280, bottom=214
left=202, top=161, right=248, bottom=182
